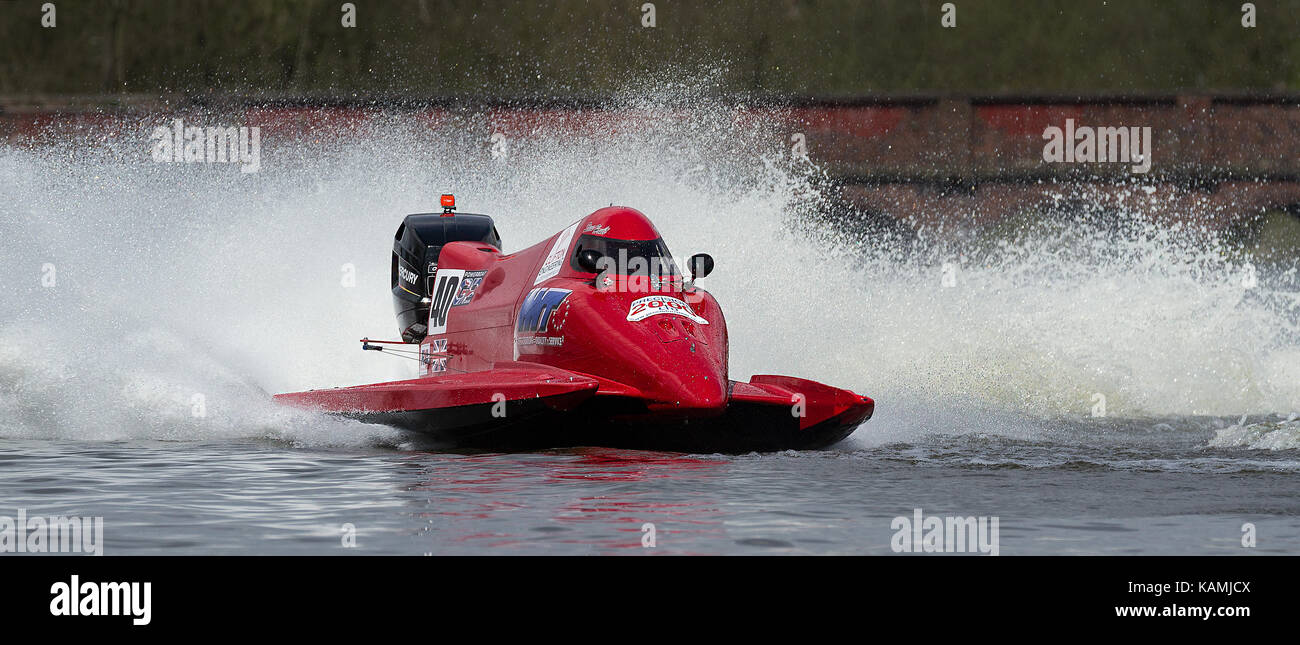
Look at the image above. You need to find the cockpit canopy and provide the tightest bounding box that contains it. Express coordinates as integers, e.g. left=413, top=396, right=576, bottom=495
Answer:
left=570, top=234, right=680, bottom=277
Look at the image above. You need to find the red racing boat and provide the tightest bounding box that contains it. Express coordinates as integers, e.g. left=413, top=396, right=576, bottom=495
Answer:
left=274, top=197, right=873, bottom=453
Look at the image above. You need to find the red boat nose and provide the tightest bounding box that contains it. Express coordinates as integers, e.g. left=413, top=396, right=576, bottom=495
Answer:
left=644, top=371, right=729, bottom=415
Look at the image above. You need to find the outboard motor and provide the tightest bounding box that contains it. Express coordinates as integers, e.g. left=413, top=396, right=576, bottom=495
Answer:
left=391, top=195, right=501, bottom=342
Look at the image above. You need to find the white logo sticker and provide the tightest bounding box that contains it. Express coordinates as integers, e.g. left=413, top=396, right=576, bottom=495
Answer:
left=626, top=295, right=708, bottom=325
left=534, top=221, right=580, bottom=285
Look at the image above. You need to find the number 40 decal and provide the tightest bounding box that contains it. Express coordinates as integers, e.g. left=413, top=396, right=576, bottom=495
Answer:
left=428, top=269, right=464, bottom=335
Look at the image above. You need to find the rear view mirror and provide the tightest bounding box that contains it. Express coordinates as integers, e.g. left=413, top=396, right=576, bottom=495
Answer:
left=688, top=253, right=714, bottom=280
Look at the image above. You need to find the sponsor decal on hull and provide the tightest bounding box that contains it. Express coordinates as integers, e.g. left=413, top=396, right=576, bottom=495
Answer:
left=626, top=295, right=709, bottom=325
left=516, top=336, right=564, bottom=347
left=420, top=338, right=449, bottom=376
left=517, top=288, right=572, bottom=334
left=534, top=221, right=580, bottom=285
left=515, top=287, right=572, bottom=356
left=451, top=270, right=487, bottom=307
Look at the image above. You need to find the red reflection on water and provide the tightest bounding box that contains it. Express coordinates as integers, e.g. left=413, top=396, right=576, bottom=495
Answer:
left=544, top=447, right=723, bottom=482
left=397, top=448, right=730, bottom=552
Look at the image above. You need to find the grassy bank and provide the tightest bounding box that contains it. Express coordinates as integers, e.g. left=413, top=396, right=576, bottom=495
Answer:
left=1, top=0, right=1298, bottom=98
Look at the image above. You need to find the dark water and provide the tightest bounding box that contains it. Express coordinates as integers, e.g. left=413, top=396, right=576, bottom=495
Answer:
left=4, top=415, right=1298, bottom=555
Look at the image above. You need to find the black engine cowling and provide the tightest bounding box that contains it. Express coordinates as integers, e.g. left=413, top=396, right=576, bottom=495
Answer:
left=392, top=212, right=501, bottom=342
